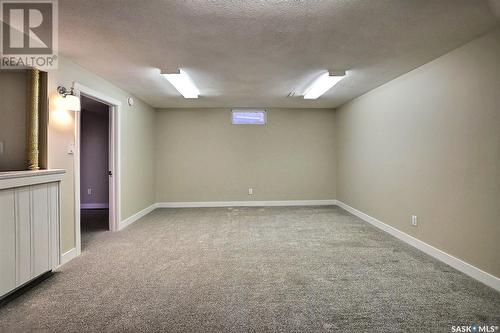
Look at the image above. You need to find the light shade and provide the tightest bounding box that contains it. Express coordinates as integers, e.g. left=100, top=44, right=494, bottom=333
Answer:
left=162, top=69, right=200, bottom=99
left=63, top=94, right=81, bottom=111
left=303, top=70, right=346, bottom=99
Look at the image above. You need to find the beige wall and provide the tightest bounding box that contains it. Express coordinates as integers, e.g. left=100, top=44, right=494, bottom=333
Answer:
left=0, top=71, right=27, bottom=171
left=48, top=58, right=156, bottom=252
left=336, top=28, right=500, bottom=277
left=155, top=108, right=336, bottom=202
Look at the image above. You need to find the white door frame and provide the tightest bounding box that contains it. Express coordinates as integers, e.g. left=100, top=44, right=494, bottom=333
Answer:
left=72, top=82, right=121, bottom=256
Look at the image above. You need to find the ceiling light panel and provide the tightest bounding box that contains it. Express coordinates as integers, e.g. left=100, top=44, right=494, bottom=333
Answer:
left=161, top=69, right=200, bottom=99
left=303, top=70, right=346, bottom=99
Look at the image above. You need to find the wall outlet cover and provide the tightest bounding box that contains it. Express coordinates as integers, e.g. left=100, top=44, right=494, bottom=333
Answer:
left=411, top=215, right=418, bottom=226
left=68, top=143, right=75, bottom=155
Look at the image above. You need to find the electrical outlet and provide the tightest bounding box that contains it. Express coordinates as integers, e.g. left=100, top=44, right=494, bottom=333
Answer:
left=248, top=188, right=253, bottom=195
left=87, top=188, right=92, bottom=195
left=411, top=215, right=418, bottom=227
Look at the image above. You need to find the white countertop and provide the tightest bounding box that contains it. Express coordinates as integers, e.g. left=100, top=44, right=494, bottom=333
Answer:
left=0, top=169, right=66, bottom=180
left=0, top=169, right=65, bottom=189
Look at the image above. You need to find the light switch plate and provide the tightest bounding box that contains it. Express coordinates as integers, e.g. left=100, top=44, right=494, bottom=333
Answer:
left=68, top=143, right=75, bottom=155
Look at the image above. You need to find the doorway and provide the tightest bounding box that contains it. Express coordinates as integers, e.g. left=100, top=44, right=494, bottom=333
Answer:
left=79, top=96, right=110, bottom=250
left=73, top=82, right=121, bottom=256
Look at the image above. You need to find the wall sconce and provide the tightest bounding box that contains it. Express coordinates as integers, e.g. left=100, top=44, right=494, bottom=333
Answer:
left=57, top=86, right=81, bottom=111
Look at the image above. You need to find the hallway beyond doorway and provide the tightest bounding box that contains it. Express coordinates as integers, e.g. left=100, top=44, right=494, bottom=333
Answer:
left=81, top=209, right=109, bottom=252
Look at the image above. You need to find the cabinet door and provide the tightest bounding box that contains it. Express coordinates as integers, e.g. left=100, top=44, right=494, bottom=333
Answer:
left=48, top=182, right=59, bottom=269
left=31, top=184, right=50, bottom=277
left=15, top=187, right=32, bottom=286
left=0, top=189, right=16, bottom=297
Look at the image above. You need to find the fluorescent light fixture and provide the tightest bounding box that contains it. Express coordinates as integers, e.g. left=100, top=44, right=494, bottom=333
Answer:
left=303, top=70, right=346, bottom=99
left=232, top=109, right=266, bottom=125
left=161, top=69, right=200, bottom=99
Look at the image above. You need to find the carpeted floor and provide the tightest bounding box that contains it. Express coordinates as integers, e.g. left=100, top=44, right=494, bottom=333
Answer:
left=0, top=206, right=498, bottom=332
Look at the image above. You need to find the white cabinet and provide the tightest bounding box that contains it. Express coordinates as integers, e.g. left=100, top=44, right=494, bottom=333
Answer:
left=15, top=187, right=31, bottom=286
left=0, top=170, right=64, bottom=298
left=0, top=189, right=16, bottom=296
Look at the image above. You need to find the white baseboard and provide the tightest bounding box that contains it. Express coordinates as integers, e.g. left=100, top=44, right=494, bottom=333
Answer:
left=157, top=200, right=336, bottom=208
left=81, top=203, right=109, bottom=209
left=59, top=247, right=77, bottom=266
left=119, top=203, right=158, bottom=230
left=335, top=200, right=500, bottom=291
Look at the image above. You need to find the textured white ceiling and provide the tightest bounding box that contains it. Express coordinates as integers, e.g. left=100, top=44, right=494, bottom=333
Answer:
left=59, top=0, right=500, bottom=108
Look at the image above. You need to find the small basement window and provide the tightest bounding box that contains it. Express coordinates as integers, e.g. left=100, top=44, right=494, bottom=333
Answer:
left=231, top=109, right=266, bottom=125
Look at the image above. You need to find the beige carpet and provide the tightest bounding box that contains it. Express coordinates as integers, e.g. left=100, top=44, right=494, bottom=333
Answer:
left=0, top=206, right=499, bottom=332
